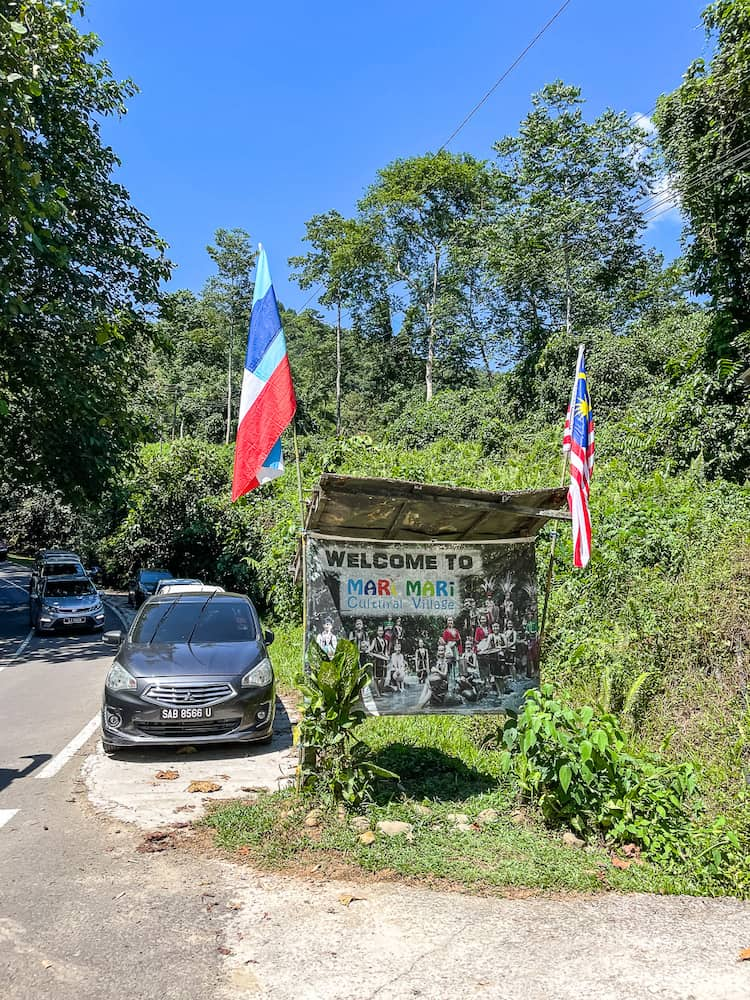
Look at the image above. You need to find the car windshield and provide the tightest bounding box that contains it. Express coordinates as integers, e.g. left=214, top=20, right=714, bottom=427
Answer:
left=44, top=580, right=96, bottom=598
left=141, top=570, right=171, bottom=583
left=43, top=562, right=83, bottom=577
left=132, top=598, right=257, bottom=644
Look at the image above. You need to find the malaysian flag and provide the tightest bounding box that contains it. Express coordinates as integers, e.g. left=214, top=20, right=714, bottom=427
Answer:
left=563, top=347, right=595, bottom=567
left=231, top=247, right=297, bottom=501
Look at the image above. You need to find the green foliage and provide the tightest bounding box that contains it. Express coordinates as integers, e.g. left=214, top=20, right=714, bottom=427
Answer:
left=0, top=0, right=171, bottom=501
left=491, top=685, right=746, bottom=886
left=297, top=639, right=398, bottom=807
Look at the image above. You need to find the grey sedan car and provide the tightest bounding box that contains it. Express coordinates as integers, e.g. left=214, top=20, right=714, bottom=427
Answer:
left=100, top=591, right=275, bottom=753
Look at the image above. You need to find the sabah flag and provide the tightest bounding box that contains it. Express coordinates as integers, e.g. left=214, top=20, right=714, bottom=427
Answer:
left=563, top=348, right=595, bottom=568
left=231, top=247, right=296, bottom=501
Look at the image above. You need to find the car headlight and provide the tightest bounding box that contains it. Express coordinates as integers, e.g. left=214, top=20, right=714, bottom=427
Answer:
left=241, top=657, right=273, bottom=688
left=106, top=661, right=137, bottom=692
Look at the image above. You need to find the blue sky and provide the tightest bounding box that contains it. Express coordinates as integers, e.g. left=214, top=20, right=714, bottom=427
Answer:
left=82, top=1, right=710, bottom=311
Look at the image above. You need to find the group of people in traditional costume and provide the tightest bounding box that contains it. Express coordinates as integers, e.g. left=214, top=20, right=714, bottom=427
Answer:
left=314, top=588, right=538, bottom=709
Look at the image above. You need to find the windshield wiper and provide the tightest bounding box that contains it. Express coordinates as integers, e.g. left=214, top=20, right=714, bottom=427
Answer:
left=149, top=600, right=180, bottom=645
left=186, top=590, right=218, bottom=647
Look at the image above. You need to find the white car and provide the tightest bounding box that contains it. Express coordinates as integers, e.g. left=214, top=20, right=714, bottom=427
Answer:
left=156, top=582, right=225, bottom=596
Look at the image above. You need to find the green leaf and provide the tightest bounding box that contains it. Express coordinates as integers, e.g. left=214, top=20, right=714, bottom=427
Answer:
left=10, top=21, right=27, bottom=34
left=579, top=739, right=592, bottom=763
left=559, top=764, right=572, bottom=794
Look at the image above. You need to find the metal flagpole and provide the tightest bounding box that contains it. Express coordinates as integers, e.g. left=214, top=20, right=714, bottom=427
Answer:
left=291, top=416, right=309, bottom=793
left=539, top=342, right=584, bottom=649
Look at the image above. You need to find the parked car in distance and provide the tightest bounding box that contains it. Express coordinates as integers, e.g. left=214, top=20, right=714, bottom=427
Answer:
left=157, top=582, right=226, bottom=596
left=30, top=550, right=88, bottom=591
left=101, top=591, right=275, bottom=753
left=30, top=574, right=106, bottom=633
left=128, top=569, right=174, bottom=607
left=154, top=578, right=202, bottom=594
left=0, top=538, right=8, bottom=561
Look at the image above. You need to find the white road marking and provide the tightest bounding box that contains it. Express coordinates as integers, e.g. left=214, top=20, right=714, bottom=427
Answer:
left=0, top=809, right=19, bottom=830
left=0, top=628, right=35, bottom=673
left=34, top=715, right=100, bottom=780
left=0, top=576, right=31, bottom=594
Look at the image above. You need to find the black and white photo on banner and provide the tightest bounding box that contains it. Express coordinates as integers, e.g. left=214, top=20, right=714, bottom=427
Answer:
left=305, top=535, right=540, bottom=716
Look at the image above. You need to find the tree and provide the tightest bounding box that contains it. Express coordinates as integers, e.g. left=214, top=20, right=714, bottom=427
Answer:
left=204, top=228, right=256, bottom=444
left=290, top=212, right=381, bottom=434
left=0, top=0, right=171, bottom=501
left=358, top=151, right=492, bottom=400
left=655, top=0, right=750, bottom=365
left=490, top=83, right=662, bottom=360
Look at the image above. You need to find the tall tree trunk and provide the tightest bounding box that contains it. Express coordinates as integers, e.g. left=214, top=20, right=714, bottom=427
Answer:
left=225, top=314, right=234, bottom=445
left=426, top=250, right=440, bottom=402
left=336, top=299, right=342, bottom=437
left=564, top=243, right=572, bottom=336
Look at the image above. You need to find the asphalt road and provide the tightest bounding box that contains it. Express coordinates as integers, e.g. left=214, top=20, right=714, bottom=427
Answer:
left=0, top=560, right=225, bottom=999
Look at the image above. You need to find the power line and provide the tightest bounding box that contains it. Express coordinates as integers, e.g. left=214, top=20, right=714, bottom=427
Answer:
left=642, top=138, right=750, bottom=219
left=439, top=0, right=574, bottom=152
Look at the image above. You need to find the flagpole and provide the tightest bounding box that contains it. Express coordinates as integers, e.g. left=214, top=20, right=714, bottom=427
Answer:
left=539, top=342, right=584, bottom=649
left=291, top=415, right=310, bottom=794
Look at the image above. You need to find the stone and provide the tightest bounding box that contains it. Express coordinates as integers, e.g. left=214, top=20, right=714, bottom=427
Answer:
left=510, top=810, right=526, bottom=825
left=304, top=810, right=322, bottom=828
left=376, top=820, right=414, bottom=841
left=455, top=822, right=474, bottom=834
left=412, top=804, right=432, bottom=817
left=447, top=813, right=470, bottom=826
left=475, top=808, right=500, bottom=827
left=562, top=831, right=585, bottom=849
left=351, top=816, right=370, bottom=833
left=358, top=830, right=376, bottom=846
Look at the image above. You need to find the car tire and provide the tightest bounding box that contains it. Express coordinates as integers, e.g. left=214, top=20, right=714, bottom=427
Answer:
left=102, top=740, right=118, bottom=756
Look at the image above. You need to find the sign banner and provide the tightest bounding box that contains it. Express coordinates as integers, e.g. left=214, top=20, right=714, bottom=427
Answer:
left=305, top=534, right=540, bottom=716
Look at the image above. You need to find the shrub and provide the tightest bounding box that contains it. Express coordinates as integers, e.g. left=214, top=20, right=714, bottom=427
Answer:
left=492, top=685, right=743, bottom=875
left=297, top=639, right=398, bottom=807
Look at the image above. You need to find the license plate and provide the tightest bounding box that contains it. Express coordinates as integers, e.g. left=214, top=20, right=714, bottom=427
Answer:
left=63, top=616, right=86, bottom=625
left=160, top=707, right=213, bottom=720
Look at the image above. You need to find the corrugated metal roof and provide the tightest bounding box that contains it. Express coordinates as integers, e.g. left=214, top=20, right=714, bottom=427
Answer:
left=305, top=474, right=570, bottom=542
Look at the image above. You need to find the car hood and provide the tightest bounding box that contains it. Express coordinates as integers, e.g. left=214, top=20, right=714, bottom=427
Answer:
left=119, top=640, right=265, bottom=678
left=45, top=594, right=99, bottom=609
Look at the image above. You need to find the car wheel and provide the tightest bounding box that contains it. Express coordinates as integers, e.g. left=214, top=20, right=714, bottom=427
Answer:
left=102, top=740, right=118, bottom=756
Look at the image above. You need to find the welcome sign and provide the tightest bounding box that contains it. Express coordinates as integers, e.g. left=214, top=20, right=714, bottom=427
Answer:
left=305, top=534, right=540, bottom=716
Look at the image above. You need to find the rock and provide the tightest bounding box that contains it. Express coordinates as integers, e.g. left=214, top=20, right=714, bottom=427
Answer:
left=475, top=808, right=499, bottom=827
left=455, top=822, right=474, bottom=833
left=186, top=780, right=222, bottom=794
left=336, top=803, right=347, bottom=822
left=412, top=804, right=432, bottom=817
left=510, top=809, right=526, bottom=825
left=562, top=831, right=585, bottom=849
left=447, top=812, right=470, bottom=826
left=376, top=820, right=414, bottom=841
left=358, top=830, right=376, bottom=846
left=304, top=810, right=322, bottom=828
left=351, top=816, right=370, bottom=833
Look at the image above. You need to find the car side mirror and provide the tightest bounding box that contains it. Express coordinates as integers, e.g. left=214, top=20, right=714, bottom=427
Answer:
left=264, top=629, right=275, bottom=646
left=103, top=630, right=123, bottom=646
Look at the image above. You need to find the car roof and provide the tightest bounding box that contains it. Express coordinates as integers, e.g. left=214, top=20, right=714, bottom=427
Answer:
left=40, top=551, right=82, bottom=562
left=146, top=590, right=246, bottom=605
left=43, top=574, right=95, bottom=584
left=140, top=568, right=171, bottom=575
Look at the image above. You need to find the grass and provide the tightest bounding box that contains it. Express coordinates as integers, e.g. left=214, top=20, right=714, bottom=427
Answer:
left=204, top=703, right=737, bottom=897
